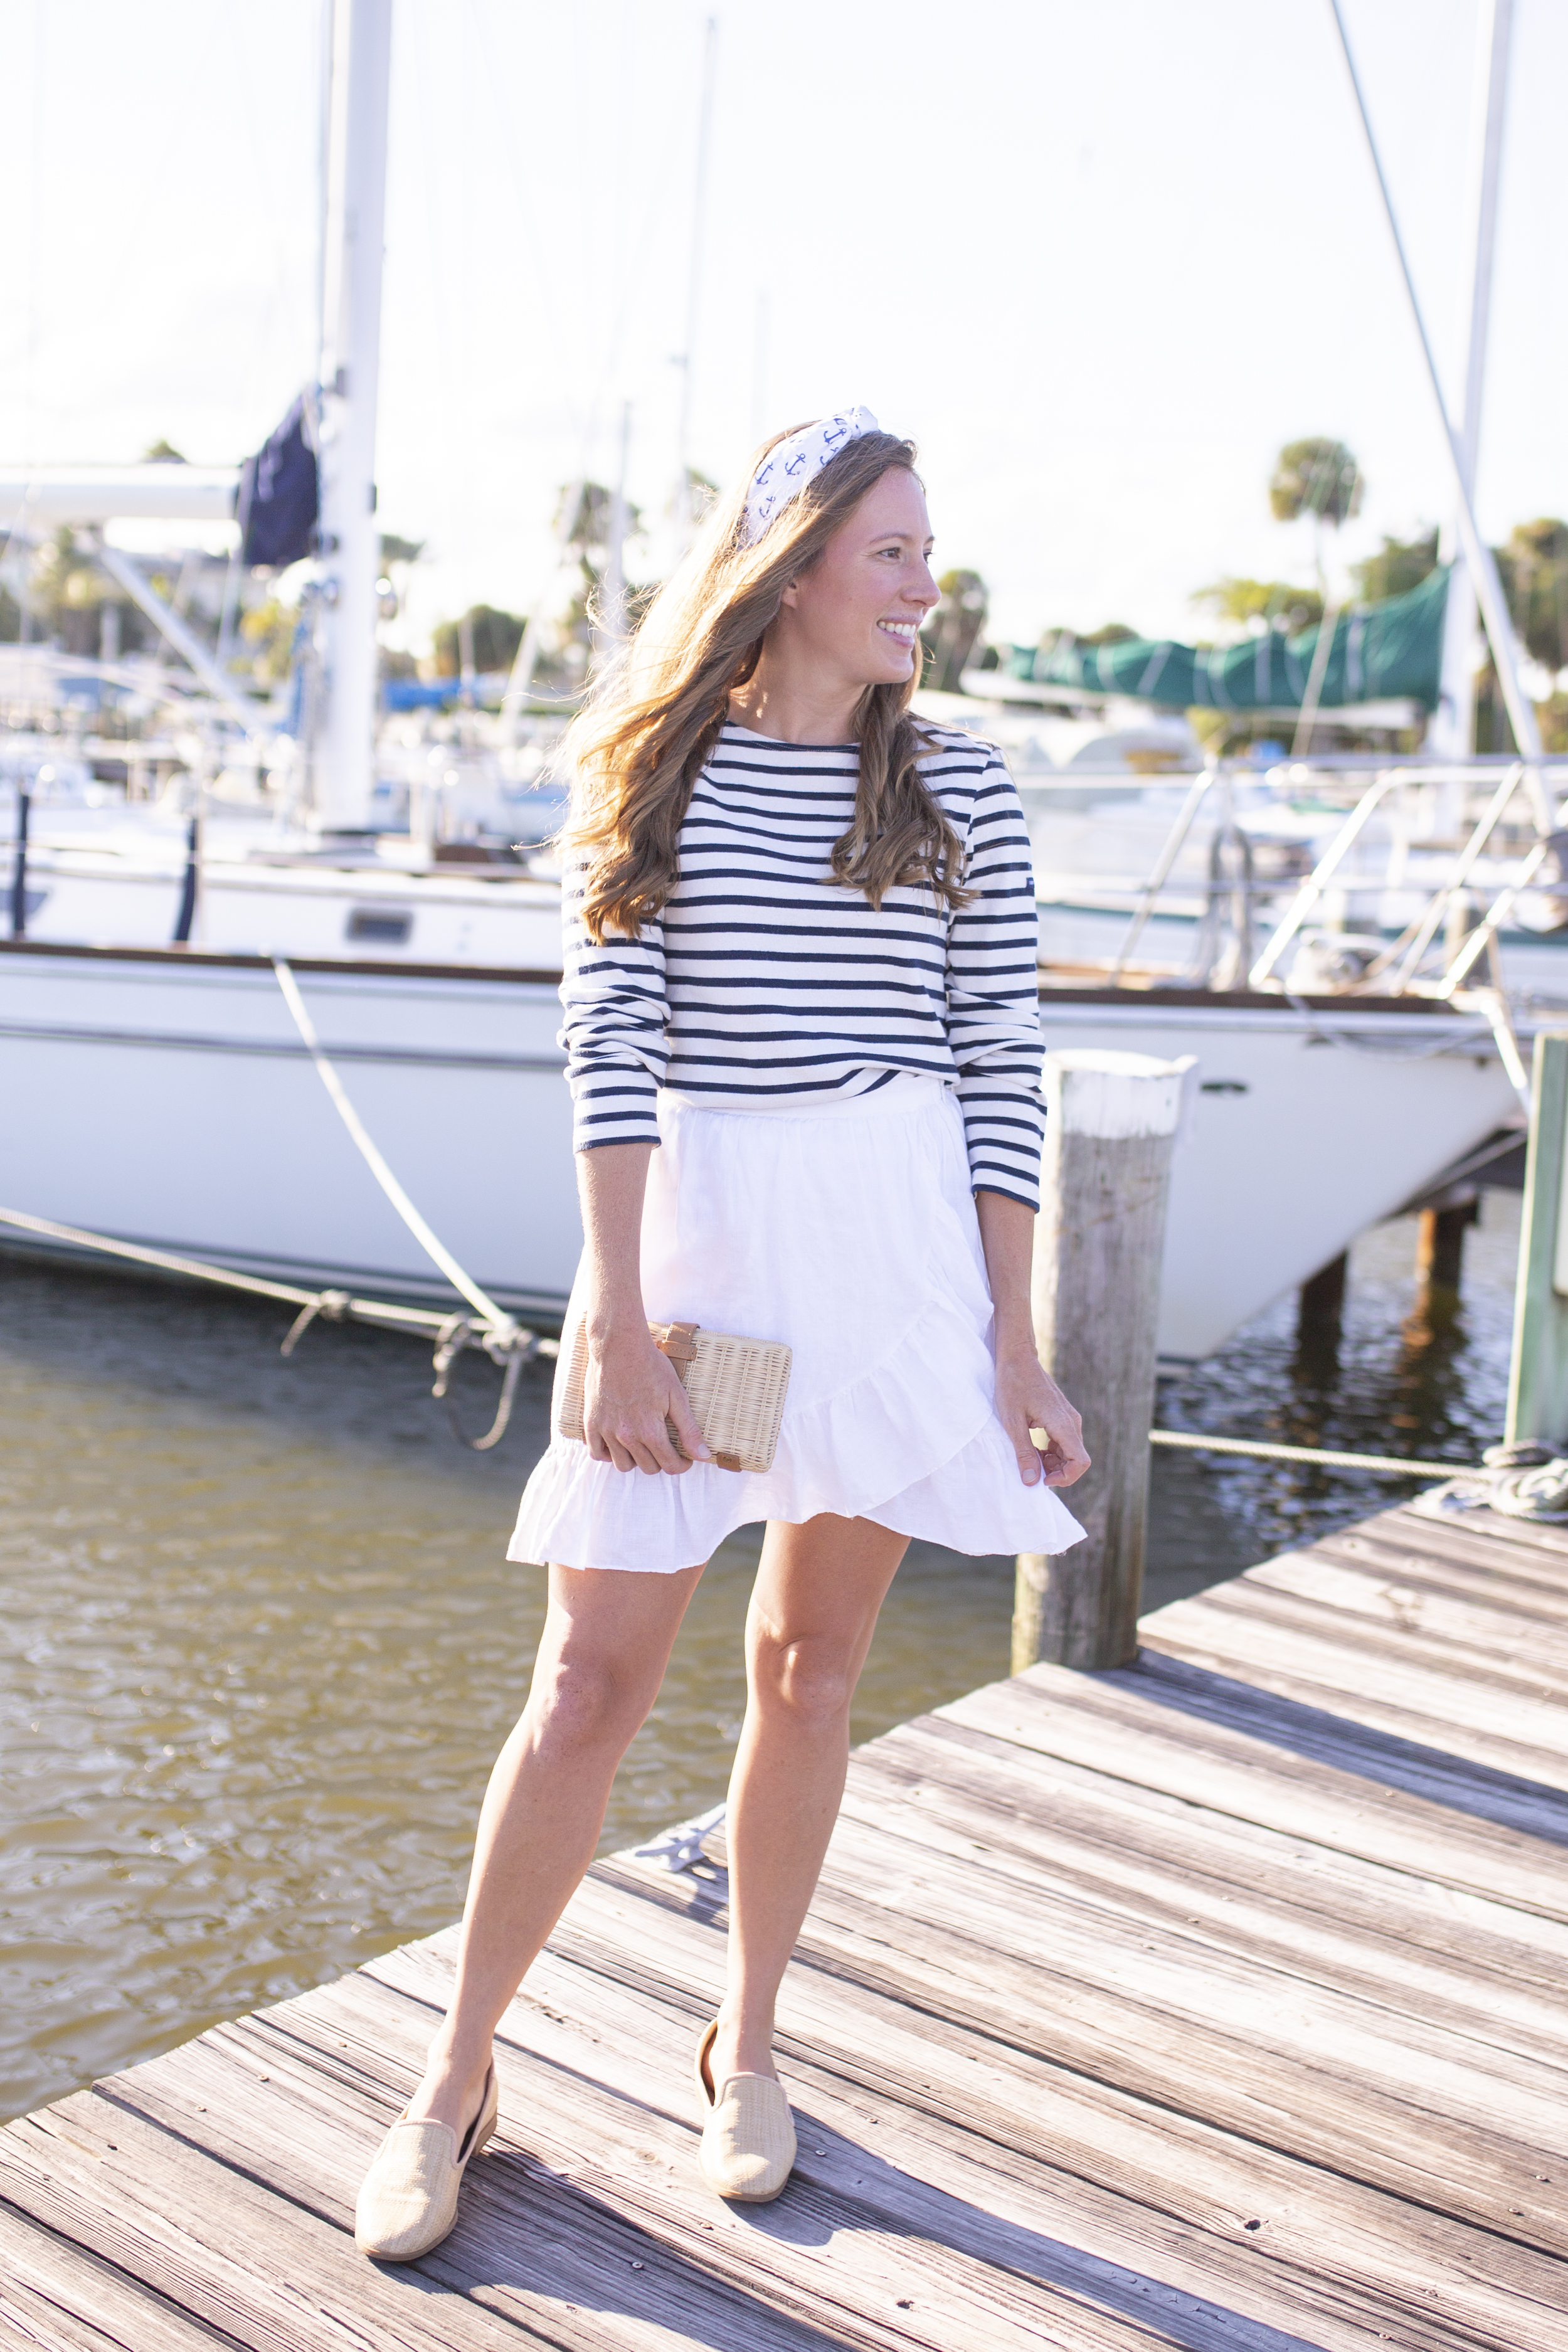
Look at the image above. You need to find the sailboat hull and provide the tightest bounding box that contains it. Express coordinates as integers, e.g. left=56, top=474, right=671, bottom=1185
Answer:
left=0, top=946, right=1520, bottom=1360
left=1038, top=992, right=1517, bottom=1356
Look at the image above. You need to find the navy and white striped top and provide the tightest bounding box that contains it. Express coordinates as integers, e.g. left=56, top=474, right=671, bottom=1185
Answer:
left=559, top=721, right=1046, bottom=1209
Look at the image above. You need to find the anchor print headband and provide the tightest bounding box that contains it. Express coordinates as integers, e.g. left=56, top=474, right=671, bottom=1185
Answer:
left=740, top=406, right=881, bottom=547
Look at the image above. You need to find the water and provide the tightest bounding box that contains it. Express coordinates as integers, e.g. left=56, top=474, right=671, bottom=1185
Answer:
left=0, top=1192, right=1519, bottom=2120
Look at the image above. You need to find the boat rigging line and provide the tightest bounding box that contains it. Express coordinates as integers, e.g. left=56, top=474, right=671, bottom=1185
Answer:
left=1327, top=0, right=1547, bottom=781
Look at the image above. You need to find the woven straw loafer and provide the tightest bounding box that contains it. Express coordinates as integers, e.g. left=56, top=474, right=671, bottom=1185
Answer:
left=355, top=2062, right=498, bottom=2261
left=694, top=2020, right=797, bottom=2203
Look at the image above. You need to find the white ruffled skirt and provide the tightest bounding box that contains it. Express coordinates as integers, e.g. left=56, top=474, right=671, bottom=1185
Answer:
left=509, top=1074, right=1086, bottom=1574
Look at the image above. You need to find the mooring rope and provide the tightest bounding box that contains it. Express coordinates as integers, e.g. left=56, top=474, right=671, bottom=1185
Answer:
left=269, top=956, right=545, bottom=1446
left=0, top=1203, right=554, bottom=1449
left=430, top=1312, right=532, bottom=1451
left=271, top=956, right=515, bottom=1333
left=1150, top=1429, right=1481, bottom=1478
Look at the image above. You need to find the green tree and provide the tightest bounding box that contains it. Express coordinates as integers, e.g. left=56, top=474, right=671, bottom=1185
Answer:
left=1034, top=622, right=1141, bottom=670
left=1537, top=694, right=1568, bottom=755
left=921, top=568, right=988, bottom=694
left=21, top=528, right=153, bottom=657
left=1269, top=438, right=1363, bottom=531
left=1269, top=437, right=1363, bottom=753
left=539, top=477, right=659, bottom=684
left=1192, top=577, right=1324, bottom=634
left=143, top=437, right=187, bottom=463
left=555, top=480, right=645, bottom=571
left=1475, top=517, right=1568, bottom=752
left=1496, top=517, right=1568, bottom=675
left=240, top=596, right=302, bottom=686
left=1348, top=529, right=1439, bottom=606
left=432, top=603, right=527, bottom=679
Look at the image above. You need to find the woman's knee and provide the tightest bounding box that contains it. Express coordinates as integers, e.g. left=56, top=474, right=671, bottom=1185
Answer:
left=749, top=1628, right=856, bottom=1729
left=529, top=1648, right=657, bottom=1757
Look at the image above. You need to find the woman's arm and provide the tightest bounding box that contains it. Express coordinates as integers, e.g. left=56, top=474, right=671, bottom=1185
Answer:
left=576, top=1142, right=712, bottom=1475
left=975, top=1189, right=1090, bottom=1489
left=945, top=756, right=1050, bottom=1205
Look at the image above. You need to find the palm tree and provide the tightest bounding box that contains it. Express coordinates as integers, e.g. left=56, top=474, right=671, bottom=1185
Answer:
left=1269, top=439, right=1363, bottom=752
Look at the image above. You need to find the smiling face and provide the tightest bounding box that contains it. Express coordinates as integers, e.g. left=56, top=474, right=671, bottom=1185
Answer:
left=774, top=467, right=939, bottom=694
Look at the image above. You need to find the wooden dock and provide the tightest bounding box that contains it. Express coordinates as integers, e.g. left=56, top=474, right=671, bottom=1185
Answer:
left=4, top=1493, right=1568, bottom=2349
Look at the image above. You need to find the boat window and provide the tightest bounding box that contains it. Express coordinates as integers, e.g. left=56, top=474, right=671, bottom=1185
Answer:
left=346, top=906, right=413, bottom=946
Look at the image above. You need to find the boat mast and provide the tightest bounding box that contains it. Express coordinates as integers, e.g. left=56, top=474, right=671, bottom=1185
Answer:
left=1431, top=0, right=1515, bottom=760
left=602, top=400, right=632, bottom=650
left=314, top=0, right=392, bottom=830
left=672, top=17, right=718, bottom=554
left=1327, top=0, right=1543, bottom=773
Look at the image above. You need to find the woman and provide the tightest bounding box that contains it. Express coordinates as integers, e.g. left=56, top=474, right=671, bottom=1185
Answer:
left=356, top=408, right=1089, bottom=2261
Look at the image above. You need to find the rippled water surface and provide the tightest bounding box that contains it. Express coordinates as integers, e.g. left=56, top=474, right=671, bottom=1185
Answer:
left=1, top=1193, right=1518, bottom=2118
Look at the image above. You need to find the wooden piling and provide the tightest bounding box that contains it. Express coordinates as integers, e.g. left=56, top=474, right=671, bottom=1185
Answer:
left=1296, top=1248, right=1348, bottom=1363
left=1415, top=1198, right=1477, bottom=1301
left=1297, top=1251, right=1353, bottom=1345
left=1507, top=1029, right=1568, bottom=1448
left=1013, top=1049, right=1190, bottom=1673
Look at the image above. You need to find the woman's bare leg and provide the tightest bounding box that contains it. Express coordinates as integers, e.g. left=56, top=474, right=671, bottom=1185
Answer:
left=709, top=1513, right=908, bottom=2086
left=406, top=1557, right=703, bottom=2132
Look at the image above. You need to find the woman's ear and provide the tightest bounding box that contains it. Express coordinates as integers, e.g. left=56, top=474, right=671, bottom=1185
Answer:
left=778, top=576, right=800, bottom=609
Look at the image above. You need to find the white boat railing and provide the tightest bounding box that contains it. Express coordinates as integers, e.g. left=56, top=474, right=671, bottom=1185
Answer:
left=1109, top=763, right=1221, bottom=980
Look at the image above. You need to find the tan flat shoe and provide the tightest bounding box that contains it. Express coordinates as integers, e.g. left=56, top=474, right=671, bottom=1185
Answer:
left=355, top=2062, right=498, bottom=2261
left=694, top=2020, right=796, bottom=2203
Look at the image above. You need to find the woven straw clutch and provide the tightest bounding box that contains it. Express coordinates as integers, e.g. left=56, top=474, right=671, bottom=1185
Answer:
left=558, top=1320, right=792, bottom=1474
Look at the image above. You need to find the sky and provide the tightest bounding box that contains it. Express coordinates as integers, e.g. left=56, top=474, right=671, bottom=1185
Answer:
left=3, top=0, right=1565, bottom=654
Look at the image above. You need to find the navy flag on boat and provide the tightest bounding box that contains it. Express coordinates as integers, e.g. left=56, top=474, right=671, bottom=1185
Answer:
left=238, top=395, right=319, bottom=570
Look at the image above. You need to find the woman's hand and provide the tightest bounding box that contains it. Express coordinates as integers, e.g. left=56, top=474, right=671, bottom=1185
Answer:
left=585, top=1319, right=712, bottom=1475
left=574, top=1142, right=712, bottom=1475
left=995, top=1342, right=1089, bottom=1488
left=973, top=1189, right=1090, bottom=1490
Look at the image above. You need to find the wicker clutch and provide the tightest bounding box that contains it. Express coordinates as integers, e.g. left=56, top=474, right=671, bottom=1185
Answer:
left=558, top=1320, right=792, bottom=1474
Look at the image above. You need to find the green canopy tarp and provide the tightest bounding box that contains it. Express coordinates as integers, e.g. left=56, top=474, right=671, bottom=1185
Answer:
left=1027, top=563, right=1448, bottom=712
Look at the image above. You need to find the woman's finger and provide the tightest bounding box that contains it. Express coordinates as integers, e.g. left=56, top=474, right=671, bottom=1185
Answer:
left=597, top=1407, right=693, bottom=1476
left=665, top=1386, right=713, bottom=1466
left=642, top=1419, right=692, bottom=1475
left=590, top=1414, right=655, bottom=1474
left=1034, top=1425, right=1091, bottom=1485
left=1007, top=1413, right=1042, bottom=1486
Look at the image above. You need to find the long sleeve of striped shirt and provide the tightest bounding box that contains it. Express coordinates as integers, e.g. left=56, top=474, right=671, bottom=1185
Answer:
left=557, top=722, right=1046, bottom=1206
left=558, top=861, right=669, bottom=1148
left=945, top=753, right=1047, bottom=1207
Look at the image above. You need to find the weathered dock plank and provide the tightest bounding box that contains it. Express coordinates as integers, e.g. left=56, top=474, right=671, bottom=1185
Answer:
left=4, top=1495, right=1567, bottom=2349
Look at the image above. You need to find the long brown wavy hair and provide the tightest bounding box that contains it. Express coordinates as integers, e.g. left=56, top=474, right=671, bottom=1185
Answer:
left=559, top=422, right=970, bottom=943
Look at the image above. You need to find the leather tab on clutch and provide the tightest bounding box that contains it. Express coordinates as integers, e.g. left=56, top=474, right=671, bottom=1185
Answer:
left=652, top=1320, right=700, bottom=1366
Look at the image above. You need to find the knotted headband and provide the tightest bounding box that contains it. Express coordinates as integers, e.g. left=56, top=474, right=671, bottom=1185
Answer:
left=740, top=406, right=880, bottom=548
